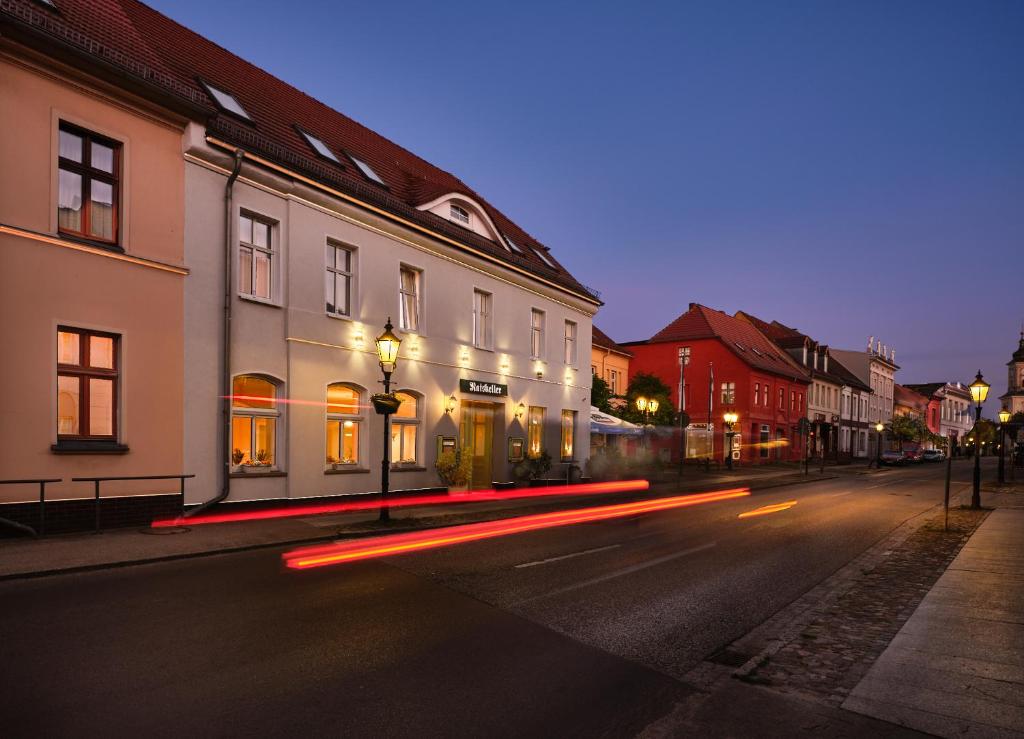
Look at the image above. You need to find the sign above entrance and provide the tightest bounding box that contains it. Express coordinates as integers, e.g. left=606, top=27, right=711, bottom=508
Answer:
left=460, top=379, right=508, bottom=397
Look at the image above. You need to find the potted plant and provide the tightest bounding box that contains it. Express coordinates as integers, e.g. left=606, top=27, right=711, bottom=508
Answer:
left=436, top=446, right=472, bottom=493
left=514, top=450, right=552, bottom=486
left=232, top=448, right=245, bottom=469
left=239, top=448, right=271, bottom=472
left=327, top=454, right=355, bottom=471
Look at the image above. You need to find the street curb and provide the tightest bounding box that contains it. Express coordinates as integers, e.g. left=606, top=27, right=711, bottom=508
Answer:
left=0, top=472, right=839, bottom=583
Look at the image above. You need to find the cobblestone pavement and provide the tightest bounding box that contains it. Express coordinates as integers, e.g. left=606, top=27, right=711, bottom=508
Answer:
left=741, top=507, right=990, bottom=706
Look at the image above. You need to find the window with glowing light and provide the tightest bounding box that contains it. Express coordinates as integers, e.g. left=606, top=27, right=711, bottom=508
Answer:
left=560, top=410, right=576, bottom=461
left=58, top=122, right=120, bottom=246
left=56, top=327, right=118, bottom=441
left=390, top=391, right=420, bottom=465
left=326, top=383, right=363, bottom=466
left=528, top=406, right=545, bottom=457
left=232, top=375, right=278, bottom=468
left=239, top=213, right=274, bottom=301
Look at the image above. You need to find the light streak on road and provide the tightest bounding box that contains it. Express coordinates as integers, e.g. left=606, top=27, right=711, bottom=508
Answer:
left=283, top=488, right=751, bottom=570
left=737, top=500, right=798, bottom=519
left=151, top=480, right=651, bottom=528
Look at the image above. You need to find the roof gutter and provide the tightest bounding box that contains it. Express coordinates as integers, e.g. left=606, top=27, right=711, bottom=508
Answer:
left=204, top=136, right=602, bottom=309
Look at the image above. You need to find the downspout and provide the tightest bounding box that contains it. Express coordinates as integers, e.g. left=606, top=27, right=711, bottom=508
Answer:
left=185, top=149, right=245, bottom=518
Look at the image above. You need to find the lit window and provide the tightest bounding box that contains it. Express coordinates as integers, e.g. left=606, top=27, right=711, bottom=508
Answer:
left=564, top=320, right=577, bottom=365
left=450, top=204, right=470, bottom=225
left=200, top=81, right=251, bottom=120
left=232, top=375, right=278, bottom=468
left=239, top=213, right=274, bottom=300
left=561, top=410, right=576, bottom=461
left=399, top=266, right=421, bottom=332
left=503, top=233, right=524, bottom=253
left=58, top=123, right=120, bottom=245
left=531, top=309, right=545, bottom=359
left=391, top=391, right=420, bottom=465
left=56, top=327, right=118, bottom=440
left=533, top=247, right=557, bottom=269
left=350, top=155, right=386, bottom=186
left=720, top=382, right=735, bottom=404
left=473, top=289, right=492, bottom=349
left=298, top=130, right=339, bottom=163
left=528, top=406, right=545, bottom=457
left=326, top=383, right=362, bottom=466
left=326, top=242, right=355, bottom=317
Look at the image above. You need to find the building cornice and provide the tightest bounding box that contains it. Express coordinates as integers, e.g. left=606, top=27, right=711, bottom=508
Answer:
left=0, top=224, right=189, bottom=275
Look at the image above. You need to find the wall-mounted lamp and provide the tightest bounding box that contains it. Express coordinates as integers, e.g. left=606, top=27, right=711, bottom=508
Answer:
left=444, top=394, right=457, bottom=415
left=499, top=357, right=510, bottom=374
left=515, top=402, right=526, bottom=419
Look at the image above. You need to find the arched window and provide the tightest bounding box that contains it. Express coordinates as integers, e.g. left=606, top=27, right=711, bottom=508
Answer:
left=232, top=375, right=279, bottom=468
left=391, top=391, right=420, bottom=465
left=326, top=383, right=363, bottom=466
left=450, top=203, right=470, bottom=225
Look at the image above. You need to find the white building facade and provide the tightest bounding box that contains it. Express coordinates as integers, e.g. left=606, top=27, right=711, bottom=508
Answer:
left=832, top=340, right=900, bottom=457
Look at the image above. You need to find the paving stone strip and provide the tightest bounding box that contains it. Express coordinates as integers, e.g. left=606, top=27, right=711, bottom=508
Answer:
left=738, top=507, right=990, bottom=706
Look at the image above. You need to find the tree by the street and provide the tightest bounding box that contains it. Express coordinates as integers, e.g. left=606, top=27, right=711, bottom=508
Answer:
left=619, top=373, right=677, bottom=426
left=591, top=373, right=614, bottom=413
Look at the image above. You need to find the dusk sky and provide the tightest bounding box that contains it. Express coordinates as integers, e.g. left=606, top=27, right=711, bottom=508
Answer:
left=150, top=0, right=1023, bottom=411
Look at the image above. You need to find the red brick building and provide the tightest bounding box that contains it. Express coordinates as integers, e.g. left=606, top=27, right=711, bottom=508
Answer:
left=623, top=304, right=810, bottom=465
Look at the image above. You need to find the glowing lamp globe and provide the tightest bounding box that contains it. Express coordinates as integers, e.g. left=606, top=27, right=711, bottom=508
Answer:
left=648, top=399, right=660, bottom=414
left=635, top=396, right=648, bottom=412
left=968, top=371, right=990, bottom=406
left=999, top=409, right=1011, bottom=424
left=375, top=319, right=402, bottom=373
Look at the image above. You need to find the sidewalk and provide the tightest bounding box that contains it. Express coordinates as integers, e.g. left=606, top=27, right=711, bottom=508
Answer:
left=0, top=465, right=840, bottom=580
left=843, top=508, right=1024, bottom=738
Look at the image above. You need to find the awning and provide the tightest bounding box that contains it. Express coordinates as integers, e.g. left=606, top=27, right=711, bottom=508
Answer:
left=590, top=406, right=644, bottom=436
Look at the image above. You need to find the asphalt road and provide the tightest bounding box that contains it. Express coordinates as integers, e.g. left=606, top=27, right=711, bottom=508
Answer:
left=0, top=461, right=979, bottom=738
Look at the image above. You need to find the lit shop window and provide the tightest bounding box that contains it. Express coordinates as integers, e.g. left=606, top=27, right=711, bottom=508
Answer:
left=390, top=391, right=420, bottom=465
left=561, top=410, right=576, bottom=461
left=58, top=123, right=120, bottom=245
left=239, top=213, right=274, bottom=300
left=56, top=327, right=118, bottom=439
left=232, top=375, right=278, bottom=468
left=528, top=406, right=545, bottom=457
left=326, top=383, right=362, bottom=466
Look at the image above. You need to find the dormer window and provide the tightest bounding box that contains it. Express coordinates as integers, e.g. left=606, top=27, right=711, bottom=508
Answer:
left=502, top=233, right=524, bottom=254
left=199, top=80, right=251, bottom=121
left=533, top=247, right=557, bottom=269
left=298, top=129, right=339, bottom=163
left=450, top=204, right=470, bottom=225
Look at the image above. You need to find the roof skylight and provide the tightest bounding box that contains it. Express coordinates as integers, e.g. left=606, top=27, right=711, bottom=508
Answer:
left=200, top=81, right=251, bottom=120
left=350, top=155, right=385, bottom=186
left=502, top=233, right=524, bottom=254
left=734, top=342, right=747, bottom=352
left=533, top=247, right=557, bottom=269
left=298, top=130, right=339, bottom=163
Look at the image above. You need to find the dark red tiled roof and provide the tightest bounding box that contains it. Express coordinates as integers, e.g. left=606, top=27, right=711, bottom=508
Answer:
left=1, top=0, right=596, bottom=301
left=592, top=325, right=632, bottom=356
left=649, top=304, right=809, bottom=382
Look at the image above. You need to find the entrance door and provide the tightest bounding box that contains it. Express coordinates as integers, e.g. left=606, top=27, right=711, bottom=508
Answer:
left=460, top=402, right=494, bottom=490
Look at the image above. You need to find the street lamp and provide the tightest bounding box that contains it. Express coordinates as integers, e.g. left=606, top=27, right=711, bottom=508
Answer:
left=875, top=422, right=884, bottom=468
left=968, top=370, right=990, bottom=509
left=373, top=318, right=402, bottom=522
left=723, top=411, right=738, bottom=470
left=998, top=408, right=1010, bottom=485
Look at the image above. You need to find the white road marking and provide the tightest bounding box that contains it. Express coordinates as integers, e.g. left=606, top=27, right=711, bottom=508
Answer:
left=516, top=541, right=717, bottom=604
left=514, top=544, right=622, bottom=569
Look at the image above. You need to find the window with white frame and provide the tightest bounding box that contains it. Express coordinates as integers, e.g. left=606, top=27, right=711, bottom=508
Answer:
left=325, top=242, right=355, bottom=317
left=563, top=320, right=577, bottom=365
left=391, top=391, right=420, bottom=465
left=399, top=266, right=421, bottom=332
left=239, top=213, right=273, bottom=300
left=232, top=375, right=279, bottom=468
left=325, top=383, right=363, bottom=466
left=450, top=203, right=470, bottom=225
left=531, top=309, right=545, bottom=359
left=473, top=289, right=492, bottom=349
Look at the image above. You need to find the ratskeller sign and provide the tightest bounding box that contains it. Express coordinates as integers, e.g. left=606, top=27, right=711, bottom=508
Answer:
left=460, top=379, right=508, bottom=397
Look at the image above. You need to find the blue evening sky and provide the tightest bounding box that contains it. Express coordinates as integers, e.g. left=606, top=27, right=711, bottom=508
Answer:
left=149, top=0, right=1023, bottom=410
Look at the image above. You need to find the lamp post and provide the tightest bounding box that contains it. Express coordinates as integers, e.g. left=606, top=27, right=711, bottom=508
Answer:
left=998, top=408, right=1010, bottom=485
left=635, top=396, right=658, bottom=448
left=968, top=370, right=990, bottom=509
left=723, top=412, right=738, bottom=471
left=875, top=422, right=884, bottom=468
left=373, top=318, right=402, bottom=522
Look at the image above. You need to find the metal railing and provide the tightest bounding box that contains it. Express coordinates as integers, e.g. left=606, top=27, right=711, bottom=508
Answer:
left=65, top=474, right=195, bottom=534
left=0, top=479, right=62, bottom=537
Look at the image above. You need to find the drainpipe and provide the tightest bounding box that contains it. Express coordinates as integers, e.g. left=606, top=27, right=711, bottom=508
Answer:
left=185, top=148, right=244, bottom=519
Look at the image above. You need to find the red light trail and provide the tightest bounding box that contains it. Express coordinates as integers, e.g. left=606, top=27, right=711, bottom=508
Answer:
left=282, top=487, right=751, bottom=570
left=151, top=479, right=651, bottom=528
left=737, top=500, right=798, bottom=518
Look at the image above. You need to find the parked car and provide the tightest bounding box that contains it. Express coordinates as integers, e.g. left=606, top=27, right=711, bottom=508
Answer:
left=921, top=449, right=946, bottom=462
left=902, top=449, right=923, bottom=463
left=880, top=450, right=906, bottom=466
